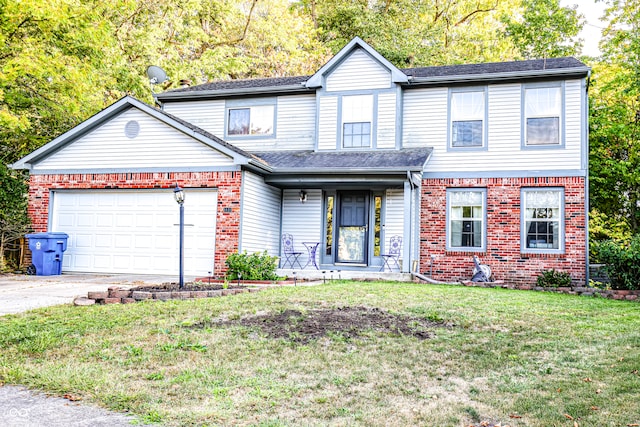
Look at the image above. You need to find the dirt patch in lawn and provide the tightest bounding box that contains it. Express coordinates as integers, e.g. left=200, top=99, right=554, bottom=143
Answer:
left=196, top=306, right=453, bottom=343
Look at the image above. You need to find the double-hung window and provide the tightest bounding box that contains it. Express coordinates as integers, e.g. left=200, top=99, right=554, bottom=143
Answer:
left=450, top=89, right=485, bottom=148
left=522, top=188, right=564, bottom=252
left=342, top=95, right=373, bottom=148
left=524, top=84, right=562, bottom=147
left=227, top=104, right=274, bottom=137
left=447, top=189, right=486, bottom=251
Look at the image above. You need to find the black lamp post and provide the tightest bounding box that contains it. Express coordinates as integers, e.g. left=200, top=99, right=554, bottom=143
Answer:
left=173, top=185, right=185, bottom=289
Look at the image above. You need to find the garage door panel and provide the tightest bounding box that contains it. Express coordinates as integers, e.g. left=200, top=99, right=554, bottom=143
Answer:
left=77, top=214, right=94, bottom=227
left=75, top=234, right=93, bottom=248
left=97, top=214, right=114, bottom=227
left=95, top=234, right=112, bottom=248
left=51, top=190, right=217, bottom=275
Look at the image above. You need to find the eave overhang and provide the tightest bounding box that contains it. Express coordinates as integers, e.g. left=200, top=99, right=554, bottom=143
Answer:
left=405, top=67, right=591, bottom=88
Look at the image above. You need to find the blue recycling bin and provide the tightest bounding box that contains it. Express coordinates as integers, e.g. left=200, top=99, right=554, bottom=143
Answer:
left=26, top=232, right=69, bottom=276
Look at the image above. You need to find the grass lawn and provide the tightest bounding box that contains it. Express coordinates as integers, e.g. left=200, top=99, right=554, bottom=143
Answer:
left=0, top=281, right=639, bottom=426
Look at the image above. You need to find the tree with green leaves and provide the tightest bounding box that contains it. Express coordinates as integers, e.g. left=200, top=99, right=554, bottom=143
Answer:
left=589, top=0, right=640, bottom=242
left=502, top=0, right=584, bottom=59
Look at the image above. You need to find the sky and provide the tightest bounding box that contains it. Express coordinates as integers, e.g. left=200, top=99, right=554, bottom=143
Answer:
left=561, top=0, right=608, bottom=56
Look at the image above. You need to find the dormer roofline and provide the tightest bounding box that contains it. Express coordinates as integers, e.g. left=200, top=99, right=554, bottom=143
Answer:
left=304, top=37, right=408, bottom=89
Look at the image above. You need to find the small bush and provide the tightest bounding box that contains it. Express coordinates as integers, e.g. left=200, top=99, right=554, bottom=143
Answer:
left=225, top=250, right=279, bottom=281
left=537, top=269, right=572, bottom=288
left=595, top=235, right=640, bottom=290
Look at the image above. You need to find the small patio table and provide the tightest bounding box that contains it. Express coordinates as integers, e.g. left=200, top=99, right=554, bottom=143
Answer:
left=302, top=242, right=320, bottom=270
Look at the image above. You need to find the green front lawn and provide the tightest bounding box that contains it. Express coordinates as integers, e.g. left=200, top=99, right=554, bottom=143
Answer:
left=1, top=282, right=639, bottom=426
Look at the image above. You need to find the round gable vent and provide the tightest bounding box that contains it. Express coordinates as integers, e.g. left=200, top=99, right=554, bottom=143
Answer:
left=124, top=120, right=140, bottom=139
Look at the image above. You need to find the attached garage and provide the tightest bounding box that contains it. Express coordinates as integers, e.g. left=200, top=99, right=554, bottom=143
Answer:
left=50, top=189, right=218, bottom=276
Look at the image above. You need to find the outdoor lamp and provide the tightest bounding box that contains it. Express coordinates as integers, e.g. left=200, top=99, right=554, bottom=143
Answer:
left=174, top=185, right=185, bottom=204
left=174, top=184, right=185, bottom=289
left=299, top=190, right=307, bottom=203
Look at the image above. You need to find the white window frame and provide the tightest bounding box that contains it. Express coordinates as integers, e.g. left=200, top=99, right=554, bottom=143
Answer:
left=521, top=188, right=564, bottom=254
left=446, top=188, right=487, bottom=252
left=225, top=99, right=276, bottom=138
left=448, top=87, right=487, bottom=150
left=341, top=94, right=374, bottom=149
left=522, top=83, right=564, bottom=149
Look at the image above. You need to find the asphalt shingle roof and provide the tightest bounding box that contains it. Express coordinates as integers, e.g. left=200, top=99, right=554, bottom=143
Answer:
left=161, top=57, right=587, bottom=96
left=403, top=57, right=586, bottom=79
left=252, top=148, right=432, bottom=171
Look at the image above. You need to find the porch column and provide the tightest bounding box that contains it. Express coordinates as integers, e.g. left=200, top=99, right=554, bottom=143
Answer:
left=403, top=181, right=411, bottom=273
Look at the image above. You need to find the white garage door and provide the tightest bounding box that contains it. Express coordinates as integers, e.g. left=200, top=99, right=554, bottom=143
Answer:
left=50, top=190, right=217, bottom=276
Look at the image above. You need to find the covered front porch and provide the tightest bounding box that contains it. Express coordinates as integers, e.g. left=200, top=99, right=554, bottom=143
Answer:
left=253, top=149, right=431, bottom=275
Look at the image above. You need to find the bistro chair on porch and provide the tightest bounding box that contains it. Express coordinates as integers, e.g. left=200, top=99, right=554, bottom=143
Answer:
left=380, top=235, right=402, bottom=272
left=281, top=233, right=303, bottom=269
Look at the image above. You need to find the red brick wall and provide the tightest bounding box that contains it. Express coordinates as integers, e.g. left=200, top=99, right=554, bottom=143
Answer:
left=27, top=171, right=242, bottom=276
left=420, top=176, right=587, bottom=286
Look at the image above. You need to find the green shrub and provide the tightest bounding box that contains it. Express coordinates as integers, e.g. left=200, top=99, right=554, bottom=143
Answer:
left=595, top=235, right=640, bottom=290
left=537, top=269, right=572, bottom=288
left=225, top=250, right=279, bottom=281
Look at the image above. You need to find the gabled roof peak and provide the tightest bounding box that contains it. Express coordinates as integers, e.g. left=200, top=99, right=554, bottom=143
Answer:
left=304, top=37, right=409, bottom=88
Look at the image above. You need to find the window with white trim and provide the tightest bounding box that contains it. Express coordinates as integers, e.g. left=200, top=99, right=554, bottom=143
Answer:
left=522, top=189, right=563, bottom=251
left=447, top=189, right=486, bottom=250
left=227, top=105, right=274, bottom=136
left=450, top=90, right=485, bottom=148
left=524, top=86, right=561, bottom=146
left=342, top=95, right=373, bottom=148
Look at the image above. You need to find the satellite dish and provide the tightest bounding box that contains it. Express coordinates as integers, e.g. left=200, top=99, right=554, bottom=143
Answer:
left=146, top=65, right=168, bottom=85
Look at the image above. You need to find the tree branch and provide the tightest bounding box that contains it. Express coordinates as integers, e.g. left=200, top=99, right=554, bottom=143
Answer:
left=455, top=2, right=498, bottom=27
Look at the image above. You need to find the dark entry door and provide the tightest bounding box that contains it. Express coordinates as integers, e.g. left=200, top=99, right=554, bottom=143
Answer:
left=336, top=192, right=369, bottom=264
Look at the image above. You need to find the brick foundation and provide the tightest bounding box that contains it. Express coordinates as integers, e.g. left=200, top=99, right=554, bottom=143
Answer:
left=420, top=176, right=587, bottom=286
left=27, top=171, right=242, bottom=276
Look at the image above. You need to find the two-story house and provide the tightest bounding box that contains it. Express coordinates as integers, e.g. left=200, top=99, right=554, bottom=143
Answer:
left=12, top=37, right=590, bottom=285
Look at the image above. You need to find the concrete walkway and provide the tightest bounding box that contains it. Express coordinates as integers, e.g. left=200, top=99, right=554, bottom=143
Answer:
left=0, top=385, right=145, bottom=427
left=0, top=272, right=183, bottom=426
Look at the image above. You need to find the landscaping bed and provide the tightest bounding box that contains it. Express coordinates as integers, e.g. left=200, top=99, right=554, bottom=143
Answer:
left=460, top=280, right=640, bottom=301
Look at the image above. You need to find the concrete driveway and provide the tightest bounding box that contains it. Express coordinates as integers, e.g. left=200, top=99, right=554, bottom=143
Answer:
left=0, top=273, right=185, bottom=316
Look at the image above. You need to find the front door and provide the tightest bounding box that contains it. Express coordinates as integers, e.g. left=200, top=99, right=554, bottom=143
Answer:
left=336, top=191, right=369, bottom=264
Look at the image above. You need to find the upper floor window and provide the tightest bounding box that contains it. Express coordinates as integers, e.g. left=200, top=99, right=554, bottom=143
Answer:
left=342, top=95, right=373, bottom=148
left=521, top=188, right=564, bottom=252
left=450, top=89, right=485, bottom=149
left=227, top=104, right=274, bottom=137
left=524, top=85, right=562, bottom=147
left=447, top=189, right=486, bottom=251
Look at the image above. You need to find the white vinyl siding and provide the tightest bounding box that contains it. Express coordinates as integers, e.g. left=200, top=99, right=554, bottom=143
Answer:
left=280, top=189, right=323, bottom=265
left=33, top=109, right=233, bottom=171
left=383, top=189, right=404, bottom=251
left=163, top=99, right=225, bottom=136
left=404, top=80, right=584, bottom=173
left=51, top=189, right=217, bottom=275
left=377, top=92, right=397, bottom=149
left=318, top=96, right=338, bottom=150
left=326, top=49, right=391, bottom=92
left=402, top=87, right=448, bottom=149
left=163, top=94, right=316, bottom=151
left=240, top=172, right=281, bottom=256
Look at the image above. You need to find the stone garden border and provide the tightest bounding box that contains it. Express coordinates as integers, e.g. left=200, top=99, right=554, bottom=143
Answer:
left=74, top=285, right=265, bottom=306
left=460, top=280, right=639, bottom=301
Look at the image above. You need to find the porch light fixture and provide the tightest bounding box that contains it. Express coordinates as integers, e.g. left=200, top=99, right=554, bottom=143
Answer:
left=174, top=185, right=185, bottom=289
left=299, top=190, right=307, bottom=203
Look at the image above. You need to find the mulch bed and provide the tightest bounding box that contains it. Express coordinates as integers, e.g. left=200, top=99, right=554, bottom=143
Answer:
left=129, top=283, right=249, bottom=293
